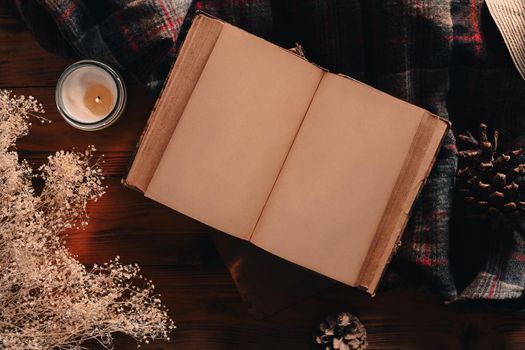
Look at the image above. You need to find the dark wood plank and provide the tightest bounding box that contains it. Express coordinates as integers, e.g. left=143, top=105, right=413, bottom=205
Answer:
left=0, top=4, right=74, bottom=87
left=19, top=150, right=132, bottom=178
left=0, top=32, right=73, bottom=87
left=98, top=267, right=525, bottom=350
left=65, top=179, right=223, bottom=266
left=10, top=86, right=154, bottom=154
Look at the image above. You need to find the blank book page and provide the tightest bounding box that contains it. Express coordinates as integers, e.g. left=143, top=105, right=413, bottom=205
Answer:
left=251, top=73, right=424, bottom=285
left=145, top=24, right=323, bottom=239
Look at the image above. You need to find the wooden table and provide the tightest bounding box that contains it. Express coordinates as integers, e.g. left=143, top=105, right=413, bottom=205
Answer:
left=2, top=4, right=525, bottom=350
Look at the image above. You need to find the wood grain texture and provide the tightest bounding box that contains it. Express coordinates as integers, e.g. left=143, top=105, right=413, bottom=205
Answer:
left=0, top=4, right=74, bottom=87
left=2, top=4, right=525, bottom=350
left=12, top=86, right=153, bottom=154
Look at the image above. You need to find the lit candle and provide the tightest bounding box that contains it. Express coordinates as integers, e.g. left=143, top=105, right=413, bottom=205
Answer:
left=56, top=60, right=126, bottom=131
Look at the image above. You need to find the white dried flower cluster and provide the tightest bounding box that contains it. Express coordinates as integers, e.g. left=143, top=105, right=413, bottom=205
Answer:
left=0, top=90, right=175, bottom=349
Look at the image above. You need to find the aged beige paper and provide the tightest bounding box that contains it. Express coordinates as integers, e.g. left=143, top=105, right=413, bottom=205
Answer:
left=145, top=23, right=323, bottom=239
left=251, top=73, right=425, bottom=286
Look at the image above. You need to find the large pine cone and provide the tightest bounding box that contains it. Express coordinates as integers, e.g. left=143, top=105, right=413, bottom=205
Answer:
left=314, top=312, right=368, bottom=350
left=456, top=123, right=525, bottom=223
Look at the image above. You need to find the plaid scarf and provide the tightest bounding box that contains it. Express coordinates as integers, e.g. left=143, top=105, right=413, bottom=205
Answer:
left=11, top=0, right=525, bottom=306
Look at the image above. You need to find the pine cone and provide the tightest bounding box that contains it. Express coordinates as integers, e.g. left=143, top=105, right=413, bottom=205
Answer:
left=456, top=123, right=525, bottom=223
left=314, top=312, right=368, bottom=350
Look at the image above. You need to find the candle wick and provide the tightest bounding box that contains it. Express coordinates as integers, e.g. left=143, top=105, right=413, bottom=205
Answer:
left=95, top=96, right=101, bottom=103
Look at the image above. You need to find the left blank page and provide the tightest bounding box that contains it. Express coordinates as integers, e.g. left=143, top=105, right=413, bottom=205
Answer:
left=145, top=23, right=323, bottom=239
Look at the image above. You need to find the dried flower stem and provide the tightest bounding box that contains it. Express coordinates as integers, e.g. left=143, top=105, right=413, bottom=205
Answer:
left=0, top=90, right=174, bottom=349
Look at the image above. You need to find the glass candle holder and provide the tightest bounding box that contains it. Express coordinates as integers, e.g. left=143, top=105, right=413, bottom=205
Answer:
left=56, top=60, right=127, bottom=131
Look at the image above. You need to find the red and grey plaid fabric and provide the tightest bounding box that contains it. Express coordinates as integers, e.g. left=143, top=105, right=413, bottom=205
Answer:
left=11, top=0, right=525, bottom=304
left=11, top=0, right=193, bottom=93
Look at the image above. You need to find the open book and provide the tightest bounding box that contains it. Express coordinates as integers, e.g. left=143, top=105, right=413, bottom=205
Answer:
left=124, top=13, right=449, bottom=294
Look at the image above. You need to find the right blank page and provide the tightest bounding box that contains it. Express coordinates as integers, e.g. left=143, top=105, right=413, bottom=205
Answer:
left=251, top=73, right=426, bottom=286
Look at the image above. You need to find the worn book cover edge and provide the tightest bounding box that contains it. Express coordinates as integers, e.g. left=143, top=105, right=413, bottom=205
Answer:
left=356, top=114, right=449, bottom=294
left=123, top=13, right=224, bottom=192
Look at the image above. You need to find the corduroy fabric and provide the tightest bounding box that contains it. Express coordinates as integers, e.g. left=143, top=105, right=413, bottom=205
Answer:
left=11, top=0, right=525, bottom=304
left=486, top=0, right=525, bottom=81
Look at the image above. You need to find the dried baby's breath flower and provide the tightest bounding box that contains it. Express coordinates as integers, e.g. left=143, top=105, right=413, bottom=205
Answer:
left=0, top=90, right=174, bottom=349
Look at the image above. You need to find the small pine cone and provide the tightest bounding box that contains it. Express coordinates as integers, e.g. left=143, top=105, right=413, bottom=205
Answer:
left=456, top=123, right=525, bottom=223
left=314, top=312, right=368, bottom=350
